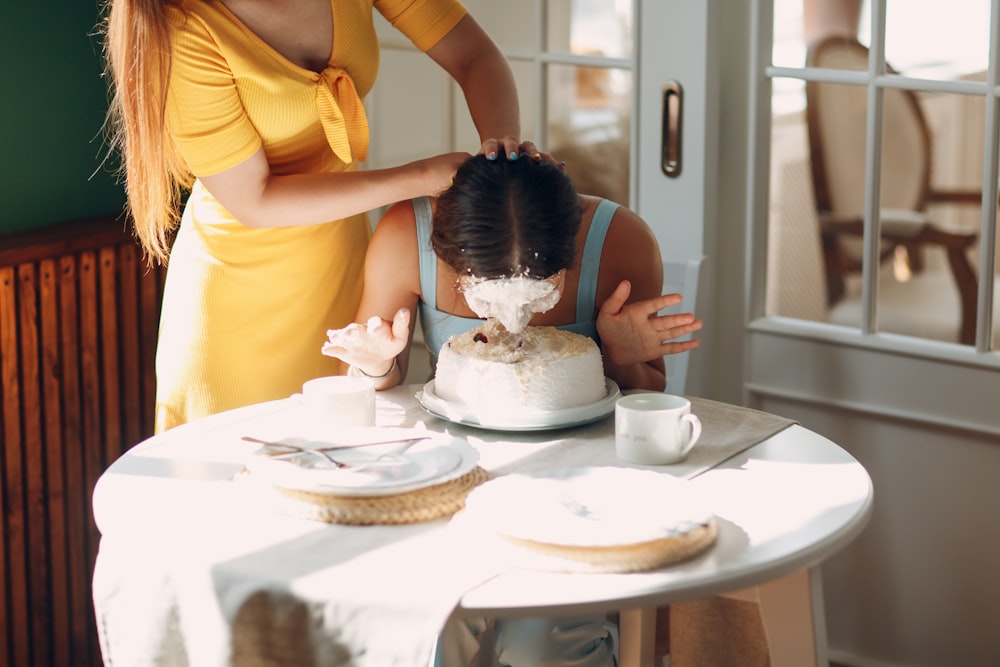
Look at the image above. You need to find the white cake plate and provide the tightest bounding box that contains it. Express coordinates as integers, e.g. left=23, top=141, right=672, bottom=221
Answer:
left=415, top=378, right=621, bottom=432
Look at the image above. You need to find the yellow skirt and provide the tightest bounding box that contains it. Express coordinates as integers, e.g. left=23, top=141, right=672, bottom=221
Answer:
left=154, top=182, right=370, bottom=432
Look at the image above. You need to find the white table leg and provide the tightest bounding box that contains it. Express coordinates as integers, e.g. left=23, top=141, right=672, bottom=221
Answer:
left=618, top=606, right=657, bottom=667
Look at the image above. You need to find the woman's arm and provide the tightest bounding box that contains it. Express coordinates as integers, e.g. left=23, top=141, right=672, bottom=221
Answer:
left=424, top=14, right=522, bottom=160
left=321, top=201, right=424, bottom=389
left=199, top=148, right=468, bottom=229
left=594, top=205, right=703, bottom=391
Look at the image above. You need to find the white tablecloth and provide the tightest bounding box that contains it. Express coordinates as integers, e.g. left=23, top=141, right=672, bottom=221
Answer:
left=92, top=387, right=795, bottom=667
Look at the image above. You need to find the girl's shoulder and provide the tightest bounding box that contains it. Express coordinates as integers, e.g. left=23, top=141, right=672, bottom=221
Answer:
left=578, top=195, right=654, bottom=241
left=374, top=199, right=421, bottom=236
left=586, top=196, right=662, bottom=287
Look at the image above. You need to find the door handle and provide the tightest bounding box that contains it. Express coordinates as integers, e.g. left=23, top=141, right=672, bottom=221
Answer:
left=661, top=81, right=683, bottom=177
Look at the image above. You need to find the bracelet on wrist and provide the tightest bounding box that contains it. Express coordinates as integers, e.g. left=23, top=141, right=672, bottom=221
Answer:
left=350, top=356, right=397, bottom=380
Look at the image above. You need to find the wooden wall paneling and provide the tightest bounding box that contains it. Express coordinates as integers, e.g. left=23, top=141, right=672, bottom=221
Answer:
left=20, top=261, right=53, bottom=667
left=118, top=245, right=142, bottom=446
left=78, top=250, right=105, bottom=666
left=99, top=248, right=122, bottom=470
left=1, top=265, right=18, bottom=667
left=41, top=257, right=72, bottom=667
left=140, top=267, right=158, bottom=435
left=20, top=261, right=55, bottom=667
left=60, top=253, right=99, bottom=666
left=139, top=262, right=165, bottom=435
left=2, top=218, right=163, bottom=666
left=11, top=263, right=37, bottom=667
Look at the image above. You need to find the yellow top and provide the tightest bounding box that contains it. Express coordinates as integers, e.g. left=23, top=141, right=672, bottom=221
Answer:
left=154, top=0, right=467, bottom=432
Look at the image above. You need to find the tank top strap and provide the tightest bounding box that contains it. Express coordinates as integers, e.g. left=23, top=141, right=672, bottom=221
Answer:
left=413, top=197, right=437, bottom=309
left=575, top=199, right=619, bottom=322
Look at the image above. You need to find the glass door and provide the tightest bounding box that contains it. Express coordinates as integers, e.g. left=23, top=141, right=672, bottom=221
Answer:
left=760, top=0, right=998, bottom=351
left=368, top=0, right=721, bottom=392
left=368, top=0, right=717, bottom=257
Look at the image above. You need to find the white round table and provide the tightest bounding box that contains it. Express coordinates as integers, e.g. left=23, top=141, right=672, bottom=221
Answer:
left=92, top=384, right=873, bottom=667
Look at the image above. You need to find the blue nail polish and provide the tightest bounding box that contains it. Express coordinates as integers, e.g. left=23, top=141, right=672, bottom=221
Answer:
left=508, top=151, right=518, bottom=160
left=487, top=151, right=497, bottom=160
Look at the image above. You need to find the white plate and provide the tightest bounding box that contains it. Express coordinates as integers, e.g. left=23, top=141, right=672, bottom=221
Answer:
left=462, top=467, right=716, bottom=547
left=245, top=432, right=478, bottom=497
left=415, top=379, right=620, bottom=432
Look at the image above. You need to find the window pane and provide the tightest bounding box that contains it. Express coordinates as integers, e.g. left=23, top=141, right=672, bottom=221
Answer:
left=771, top=0, right=806, bottom=68
left=452, top=61, right=538, bottom=151
left=462, top=0, right=538, bottom=51
left=547, top=63, right=631, bottom=205
left=765, top=78, right=837, bottom=324
left=871, top=91, right=983, bottom=344
left=546, top=0, right=632, bottom=59
left=777, top=0, right=866, bottom=68
left=993, top=226, right=1000, bottom=351
left=885, top=0, right=989, bottom=81
left=799, top=71, right=869, bottom=327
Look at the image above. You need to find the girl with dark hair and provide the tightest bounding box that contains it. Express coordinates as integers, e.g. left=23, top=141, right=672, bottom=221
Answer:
left=323, top=152, right=702, bottom=666
left=431, top=152, right=582, bottom=281
left=323, top=152, right=701, bottom=394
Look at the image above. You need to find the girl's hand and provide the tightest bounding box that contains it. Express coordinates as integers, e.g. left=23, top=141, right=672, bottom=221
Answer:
left=321, top=308, right=411, bottom=376
left=596, top=280, right=702, bottom=366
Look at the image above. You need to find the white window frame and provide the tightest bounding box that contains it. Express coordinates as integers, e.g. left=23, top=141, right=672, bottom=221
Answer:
left=744, top=0, right=1000, bottom=436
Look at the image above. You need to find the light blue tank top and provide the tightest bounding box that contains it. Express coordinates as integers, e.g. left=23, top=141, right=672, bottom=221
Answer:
left=414, top=196, right=618, bottom=363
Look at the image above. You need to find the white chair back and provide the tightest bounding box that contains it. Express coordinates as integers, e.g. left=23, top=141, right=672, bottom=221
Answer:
left=661, top=256, right=706, bottom=395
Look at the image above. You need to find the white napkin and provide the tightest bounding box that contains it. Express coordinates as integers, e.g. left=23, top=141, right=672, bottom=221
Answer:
left=95, top=516, right=505, bottom=667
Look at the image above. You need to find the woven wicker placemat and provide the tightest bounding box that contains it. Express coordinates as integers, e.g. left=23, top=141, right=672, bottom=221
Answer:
left=493, top=519, right=717, bottom=574
left=502, top=518, right=718, bottom=573
left=250, top=466, right=489, bottom=525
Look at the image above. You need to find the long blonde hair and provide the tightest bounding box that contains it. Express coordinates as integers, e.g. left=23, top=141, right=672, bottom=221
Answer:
left=100, top=0, right=193, bottom=264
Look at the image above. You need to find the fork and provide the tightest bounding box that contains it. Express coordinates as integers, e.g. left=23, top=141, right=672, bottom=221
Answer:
left=244, top=436, right=426, bottom=469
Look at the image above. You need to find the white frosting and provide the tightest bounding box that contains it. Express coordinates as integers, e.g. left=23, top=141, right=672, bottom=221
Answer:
left=460, top=275, right=561, bottom=333
left=435, top=321, right=607, bottom=413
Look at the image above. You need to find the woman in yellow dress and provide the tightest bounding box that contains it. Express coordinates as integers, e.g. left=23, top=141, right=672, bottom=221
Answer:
left=100, top=0, right=529, bottom=432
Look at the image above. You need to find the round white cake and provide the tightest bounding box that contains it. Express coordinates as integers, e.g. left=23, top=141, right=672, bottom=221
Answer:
left=434, top=320, right=607, bottom=412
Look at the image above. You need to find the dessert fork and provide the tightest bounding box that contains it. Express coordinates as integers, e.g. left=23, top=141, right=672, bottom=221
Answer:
left=243, top=435, right=427, bottom=469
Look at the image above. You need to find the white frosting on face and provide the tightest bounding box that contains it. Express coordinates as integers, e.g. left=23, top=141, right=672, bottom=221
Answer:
left=461, top=275, right=561, bottom=333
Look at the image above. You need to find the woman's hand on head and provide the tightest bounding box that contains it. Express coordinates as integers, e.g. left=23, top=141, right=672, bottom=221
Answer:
left=417, top=152, right=473, bottom=196
left=519, top=141, right=566, bottom=170
left=321, top=308, right=411, bottom=375
left=472, top=138, right=565, bottom=168
left=479, top=136, right=522, bottom=162
left=596, top=280, right=703, bottom=366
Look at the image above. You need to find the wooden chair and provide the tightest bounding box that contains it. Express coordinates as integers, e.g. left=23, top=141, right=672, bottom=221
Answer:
left=805, top=36, right=980, bottom=344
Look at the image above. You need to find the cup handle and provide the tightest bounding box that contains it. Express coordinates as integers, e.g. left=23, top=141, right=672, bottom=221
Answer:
left=679, top=413, right=702, bottom=456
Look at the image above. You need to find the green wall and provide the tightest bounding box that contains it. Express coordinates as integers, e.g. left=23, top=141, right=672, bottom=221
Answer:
left=0, top=2, right=125, bottom=237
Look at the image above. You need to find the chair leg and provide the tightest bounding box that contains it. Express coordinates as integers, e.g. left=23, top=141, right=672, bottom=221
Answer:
left=902, top=242, right=925, bottom=273
left=654, top=605, right=671, bottom=657
left=755, top=568, right=829, bottom=667
left=619, top=607, right=657, bottom=667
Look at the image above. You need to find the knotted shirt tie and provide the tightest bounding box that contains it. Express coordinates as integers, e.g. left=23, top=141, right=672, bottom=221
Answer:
left=316, top=66, right=370, bottom=165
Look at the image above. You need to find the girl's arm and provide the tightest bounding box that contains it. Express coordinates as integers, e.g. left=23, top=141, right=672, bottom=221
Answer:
left=594, top=206, right=703, bottom=391
left=322, top=202, right=424, bottom=389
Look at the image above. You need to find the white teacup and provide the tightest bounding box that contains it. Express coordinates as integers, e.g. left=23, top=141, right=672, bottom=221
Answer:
left=615, top=393, right=702, bottom=465
left=301, top=376, right=376, bottom=429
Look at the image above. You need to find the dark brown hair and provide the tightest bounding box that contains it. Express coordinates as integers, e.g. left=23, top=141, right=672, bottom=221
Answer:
left=431, top=154, right=581, bottom=280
